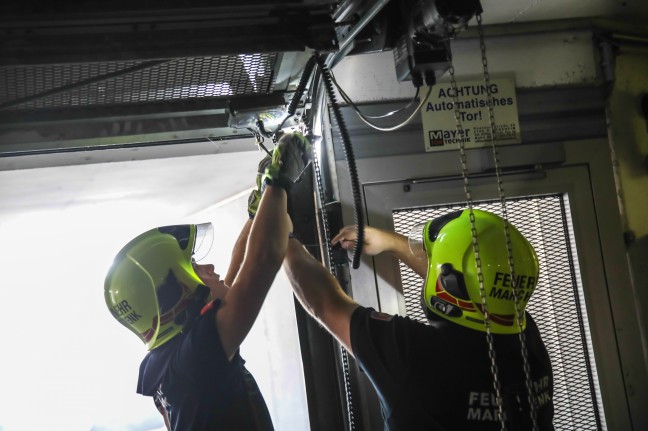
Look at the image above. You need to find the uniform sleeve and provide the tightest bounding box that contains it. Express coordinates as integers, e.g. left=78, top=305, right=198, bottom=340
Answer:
left=350, top=306, right=446, bottom=430
left=349, top=307, right=415, bottom=390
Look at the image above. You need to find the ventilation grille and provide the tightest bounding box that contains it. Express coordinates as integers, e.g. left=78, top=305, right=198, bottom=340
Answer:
left=0, top=54, right=278, bottom=110
left=393, top=195, right=604, bottom=431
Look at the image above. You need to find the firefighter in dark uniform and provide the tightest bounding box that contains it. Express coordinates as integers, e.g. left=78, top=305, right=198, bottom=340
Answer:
left=284, top=209, right=554, bottom=430
left=104, top=133, right=311, bottom=431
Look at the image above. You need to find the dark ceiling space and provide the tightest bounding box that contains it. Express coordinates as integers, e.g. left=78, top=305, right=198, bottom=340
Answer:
left=0, top=0, right=407, bottom=155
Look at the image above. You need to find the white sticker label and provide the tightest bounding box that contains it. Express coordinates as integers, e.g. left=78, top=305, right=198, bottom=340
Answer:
left=421, top=78, right=521, bottom=152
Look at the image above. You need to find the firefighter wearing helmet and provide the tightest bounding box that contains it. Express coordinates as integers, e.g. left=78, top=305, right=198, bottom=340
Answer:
left=411, top=209, right=539, bottom=333
left=283, top=208, right=554, bottom=430
left=104, top=132, right=312, bottom=431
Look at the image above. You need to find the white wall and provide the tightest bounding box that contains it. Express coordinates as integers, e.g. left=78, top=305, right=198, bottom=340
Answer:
left=0, top=152, right=309, bottom=431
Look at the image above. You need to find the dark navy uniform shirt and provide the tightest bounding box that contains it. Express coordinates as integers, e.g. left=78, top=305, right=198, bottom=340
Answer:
left=137, top=300, right=274, bottom=431
left=350, top=306, right=554, bottom=431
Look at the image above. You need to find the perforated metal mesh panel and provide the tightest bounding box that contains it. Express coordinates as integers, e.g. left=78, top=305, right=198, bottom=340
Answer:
left=393, top=195, right=604, bottom=430
left=0, top=54, right=277, bottom=110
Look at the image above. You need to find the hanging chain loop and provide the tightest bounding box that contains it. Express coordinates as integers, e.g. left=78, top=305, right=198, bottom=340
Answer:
left=445, top=36, right=506, bottom=431
left=476, top=13, right=539, bottom=430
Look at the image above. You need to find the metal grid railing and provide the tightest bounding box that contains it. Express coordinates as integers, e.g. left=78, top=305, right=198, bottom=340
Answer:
left=393, top=194, right=604, bottom=430
left=0, top=54, right=277, bottom=110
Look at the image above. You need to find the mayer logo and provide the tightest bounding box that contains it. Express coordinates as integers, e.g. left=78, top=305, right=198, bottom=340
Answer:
left=429, top=130, right=444, bottom=147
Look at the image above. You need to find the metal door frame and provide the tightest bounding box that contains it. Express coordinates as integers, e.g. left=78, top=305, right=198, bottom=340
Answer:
left=334, top=138, right=646, bottom=429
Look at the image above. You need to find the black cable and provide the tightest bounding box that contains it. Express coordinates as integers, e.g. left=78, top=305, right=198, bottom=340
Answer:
left=315, top=53, right=365, bottom=269
left=270, top=56, right=319, bottom=137
left=287, top=56, right=318, bottom=118
left=255, top=120, right=273, bottom=139
left=252, top=56, right=317, bottom=142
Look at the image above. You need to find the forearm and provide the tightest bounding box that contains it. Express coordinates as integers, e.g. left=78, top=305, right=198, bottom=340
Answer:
left=284, top=238, right=358, bottom=352
left=284, top=238, right=357, bottom=323
left=216, top=185, right=290, bottom=359
left=224, top=218, right=253, bottom=287
left=378, top=229, right=428, bottom=278
left=246, top=185, right=290, bottom=268
left=334, top=225, right=428, bottom=278
left=285, top=239, right=330, bottom=318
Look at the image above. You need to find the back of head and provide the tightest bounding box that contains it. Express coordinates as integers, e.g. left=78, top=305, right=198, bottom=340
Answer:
left=412, top=209, right=539, bottom=334
left=104, top=224, right=213, bottom=350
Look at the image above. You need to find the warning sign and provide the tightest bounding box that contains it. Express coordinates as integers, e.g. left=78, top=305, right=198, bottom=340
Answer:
left=421, top=78, right=520, bottom=152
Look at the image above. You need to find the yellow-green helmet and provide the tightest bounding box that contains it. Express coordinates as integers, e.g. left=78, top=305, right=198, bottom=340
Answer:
left=105, top=223, right=213, bottom=350
left=410, top=210, right=539, bottom=334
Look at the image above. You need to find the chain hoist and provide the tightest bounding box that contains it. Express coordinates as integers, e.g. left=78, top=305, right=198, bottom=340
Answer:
left=476, top=13, right=539, bottom=430
left=446, top=13, right=539, bottom=431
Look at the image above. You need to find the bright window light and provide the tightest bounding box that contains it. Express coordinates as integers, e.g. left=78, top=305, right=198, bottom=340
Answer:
left=0, top=202, right=176, bottom=431
left=0, top=186, right=308, bottom=431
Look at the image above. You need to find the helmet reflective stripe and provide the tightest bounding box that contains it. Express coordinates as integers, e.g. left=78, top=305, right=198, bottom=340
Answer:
left=435, top=276, right=476, bottom=311
left=421, top=210, right=538, bottom=334
left=105, top=224, right=213, bottom=350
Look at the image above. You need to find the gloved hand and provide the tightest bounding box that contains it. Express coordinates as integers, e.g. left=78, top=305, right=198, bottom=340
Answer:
left=247, top=155, right=271, bottom=218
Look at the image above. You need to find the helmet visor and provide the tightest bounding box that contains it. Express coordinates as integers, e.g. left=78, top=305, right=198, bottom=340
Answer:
left=408, top=222, right=428, bottom=256
left=193, top=223, right=214, bottom=262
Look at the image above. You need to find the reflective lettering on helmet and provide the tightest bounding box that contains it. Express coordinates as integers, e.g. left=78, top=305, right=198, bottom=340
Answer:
left=493, top=272, right=537, bottom=290
left=488, top=286, right=514, bottom=300
left=124, top=311, right=142, bottom=324
left=489, top=286, right=535, bottom=303
left=110, top=300, right=142, bottom=324
left=110, top=300, right=133, bottom=317
left=491, top=272, right=538, bottom=301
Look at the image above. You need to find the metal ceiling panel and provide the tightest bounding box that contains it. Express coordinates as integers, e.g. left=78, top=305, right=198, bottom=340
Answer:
left=1, top=54, right=279, bottom=111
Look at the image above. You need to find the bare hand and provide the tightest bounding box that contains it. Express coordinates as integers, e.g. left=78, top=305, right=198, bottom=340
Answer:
left=331, top=225, right=392, bottom=257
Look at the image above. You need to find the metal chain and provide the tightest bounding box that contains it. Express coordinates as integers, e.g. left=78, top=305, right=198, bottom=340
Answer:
left=476, top=13, right=539, bottom=430
left=445, top=40, right=506, bottom=431
left=312, top=136, right=358, bottom=431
